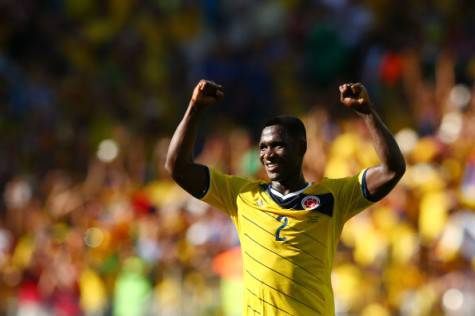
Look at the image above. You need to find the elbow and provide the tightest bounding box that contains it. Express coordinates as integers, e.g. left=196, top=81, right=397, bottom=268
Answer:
left=397, top=158, right=407, bottom=177
left=164, top=161, right=172, bottom=177
left=390, top=158, right=406, bottom=181
left=400, top=159, right=407, bottom=176
left=164, top=155, right=189, bottom=182
left=164, top=155, right=176, bottom=178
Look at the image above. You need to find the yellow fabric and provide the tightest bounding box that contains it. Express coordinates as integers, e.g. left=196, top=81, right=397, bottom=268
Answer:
left=419, top=190, right=450, bottom=244
left=79, top=268, right=107, bottom=312
left=201, top=168, right=373, bottom=316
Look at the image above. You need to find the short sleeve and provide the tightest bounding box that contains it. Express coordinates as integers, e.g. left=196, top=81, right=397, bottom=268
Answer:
left=200, top=167, right=251, bottom=218
left=336, top=169, right=374, bottom=222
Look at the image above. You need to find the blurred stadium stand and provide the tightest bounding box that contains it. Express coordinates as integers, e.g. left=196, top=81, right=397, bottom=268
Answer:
left=1, top=0, right=475, bottom=315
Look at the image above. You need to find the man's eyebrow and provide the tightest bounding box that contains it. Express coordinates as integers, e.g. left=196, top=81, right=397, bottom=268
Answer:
left=260, top=140, right=285, bottom=146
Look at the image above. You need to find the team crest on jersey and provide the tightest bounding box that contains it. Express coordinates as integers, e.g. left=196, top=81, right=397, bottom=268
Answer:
left=301, top=195, right=320, bottom=210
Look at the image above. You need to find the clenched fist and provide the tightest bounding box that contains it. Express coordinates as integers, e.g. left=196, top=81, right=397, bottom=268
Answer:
left=339, top=83, right=372, bottom=114
left=190, top=80, right=224, bottom=108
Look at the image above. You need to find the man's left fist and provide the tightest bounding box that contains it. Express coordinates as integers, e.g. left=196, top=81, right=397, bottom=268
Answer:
left=339, top=83, right=372, bottom=114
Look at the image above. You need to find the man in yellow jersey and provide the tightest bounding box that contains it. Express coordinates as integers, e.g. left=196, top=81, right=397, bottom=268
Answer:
left=165, top=80, right=406, bottom=315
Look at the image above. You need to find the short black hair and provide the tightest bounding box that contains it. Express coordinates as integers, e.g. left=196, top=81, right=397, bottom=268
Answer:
left=262, top=115, right=307, bottom=150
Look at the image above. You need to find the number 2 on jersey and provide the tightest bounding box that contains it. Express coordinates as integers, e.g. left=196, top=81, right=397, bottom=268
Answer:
left=275, top=216, right=288, bottom=241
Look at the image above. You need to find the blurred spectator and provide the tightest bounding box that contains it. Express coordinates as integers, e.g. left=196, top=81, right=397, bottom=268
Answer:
left=1, top=1, right=475, bottom=315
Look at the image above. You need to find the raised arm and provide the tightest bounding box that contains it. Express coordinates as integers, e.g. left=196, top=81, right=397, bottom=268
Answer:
left=339, top=83, right=406, bottom=201
left=165, top=80, right=224, bottom=197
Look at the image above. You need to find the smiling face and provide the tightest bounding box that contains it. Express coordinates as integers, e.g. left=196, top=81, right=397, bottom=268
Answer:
left=259, top=125, right=305, bottom=183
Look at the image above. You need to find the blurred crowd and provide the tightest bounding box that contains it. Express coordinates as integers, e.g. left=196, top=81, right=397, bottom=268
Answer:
left=1, top=0, right=475, bottom=315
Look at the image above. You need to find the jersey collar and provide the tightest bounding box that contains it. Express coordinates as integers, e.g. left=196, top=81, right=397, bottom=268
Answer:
left=268, top=182, right=312, bottom=200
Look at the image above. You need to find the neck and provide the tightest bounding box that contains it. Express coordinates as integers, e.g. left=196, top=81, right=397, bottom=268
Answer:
left=270, top=174, right=307, bottom=195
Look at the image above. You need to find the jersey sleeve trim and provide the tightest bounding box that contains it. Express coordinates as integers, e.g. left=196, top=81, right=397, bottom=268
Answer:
left=360, top=168, right=380, bottom=202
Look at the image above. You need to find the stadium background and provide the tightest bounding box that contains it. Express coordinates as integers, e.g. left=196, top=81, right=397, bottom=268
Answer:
left=1, top=0, right=475, bottom=315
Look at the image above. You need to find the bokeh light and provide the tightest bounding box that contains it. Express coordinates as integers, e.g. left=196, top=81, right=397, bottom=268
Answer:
left=97, top=139, right=119, bottom=163
left=442, top=288, right=464, bottom=312
left=1, top=1, right=475, bottom=315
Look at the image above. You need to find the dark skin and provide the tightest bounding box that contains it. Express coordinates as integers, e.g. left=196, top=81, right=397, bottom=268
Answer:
left=339, top=83, right=406, bottom=200
left=165, top=80, right=405, bottom=200
left=165, top=80, right=224, bottom=197
left=259, top=125, right=307, bottom=194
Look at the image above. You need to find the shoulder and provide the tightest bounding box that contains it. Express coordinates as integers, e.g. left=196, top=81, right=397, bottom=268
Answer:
left=319, top=169, right=367, bottom=189
left=208, top=167, right=261, bottom=191
left=312, top=171, right=366, bottom=198
left=316, top=176, right=353, bottom=191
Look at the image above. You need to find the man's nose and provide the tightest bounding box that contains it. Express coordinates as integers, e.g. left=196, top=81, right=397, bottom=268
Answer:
left=263, top=148, right=276, bottom=160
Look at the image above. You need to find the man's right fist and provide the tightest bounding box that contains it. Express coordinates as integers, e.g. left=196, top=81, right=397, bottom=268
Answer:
left=190, top=80, right=224, bottom=108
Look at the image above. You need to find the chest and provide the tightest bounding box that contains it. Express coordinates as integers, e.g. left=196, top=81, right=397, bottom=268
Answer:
left=236, top=191, right=336, bottom=249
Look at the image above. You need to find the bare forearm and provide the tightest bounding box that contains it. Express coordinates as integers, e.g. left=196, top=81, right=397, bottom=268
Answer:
left=339, top=82, right=405, bottom=200
left=165, top=80, right=223, bottom=197
left=359, top=107, right=406, bottom=175
left=358, top=107, right=406, bottom=200
left=165, top=102, right=202, bottom=173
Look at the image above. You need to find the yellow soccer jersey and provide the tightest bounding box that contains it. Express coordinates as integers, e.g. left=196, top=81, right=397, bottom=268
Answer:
left=201, top=167, right=374, bottom=316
